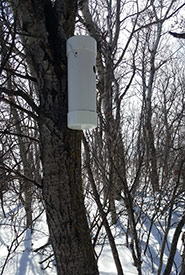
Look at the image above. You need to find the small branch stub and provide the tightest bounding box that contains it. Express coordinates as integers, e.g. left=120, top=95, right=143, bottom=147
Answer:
left=67, top=35, right=97, bottom=130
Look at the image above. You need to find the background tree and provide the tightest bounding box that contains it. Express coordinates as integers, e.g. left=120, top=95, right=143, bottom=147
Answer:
left=79, top=0, right=185, bottom=274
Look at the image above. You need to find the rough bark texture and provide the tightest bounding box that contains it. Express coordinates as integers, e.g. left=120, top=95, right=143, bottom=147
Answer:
left=9, top=0, right=99, bottom=274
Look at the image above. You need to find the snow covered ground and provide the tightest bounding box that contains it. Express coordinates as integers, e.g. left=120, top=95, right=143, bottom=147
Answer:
left=0, top=192, right=184, bottom=274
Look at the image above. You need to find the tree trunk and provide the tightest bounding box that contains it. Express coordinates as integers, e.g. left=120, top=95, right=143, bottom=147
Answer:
left=40, top=125, right=98, bottom=274
left=163, top=212, right=185, bottom=275
left=9, top=1, right=99, bottom=274
left=83, top=135, right=124, bottom=275
left=181, top=232, right=185, bottom=275
left=6, top=66, right=34, bottom=231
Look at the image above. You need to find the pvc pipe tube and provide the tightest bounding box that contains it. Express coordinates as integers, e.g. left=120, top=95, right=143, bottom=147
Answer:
left=67, top=35, right=97, bottom=130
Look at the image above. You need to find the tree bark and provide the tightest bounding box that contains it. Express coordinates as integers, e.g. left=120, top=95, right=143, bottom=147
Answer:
left=163, top=212, right=185, bottom=275
left=9, top=0, right=99, bottom=274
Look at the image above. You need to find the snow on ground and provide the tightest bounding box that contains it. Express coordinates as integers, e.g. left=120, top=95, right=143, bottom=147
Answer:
left=0, top=193, right=184, bottom=274
left=0, top=200, right=137, bottom=275
left=98, top=243, right=137, bottom=274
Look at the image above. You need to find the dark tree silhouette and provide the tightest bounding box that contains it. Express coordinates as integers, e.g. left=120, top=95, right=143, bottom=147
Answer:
left=169, top=31, right=185, bottom=38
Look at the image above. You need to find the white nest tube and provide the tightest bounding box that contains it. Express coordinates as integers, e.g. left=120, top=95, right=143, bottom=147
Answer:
left=67, top=36, right=97, bottom=130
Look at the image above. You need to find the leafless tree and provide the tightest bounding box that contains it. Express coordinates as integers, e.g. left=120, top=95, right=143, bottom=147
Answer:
left=0, top=0, right=98, bottom=274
